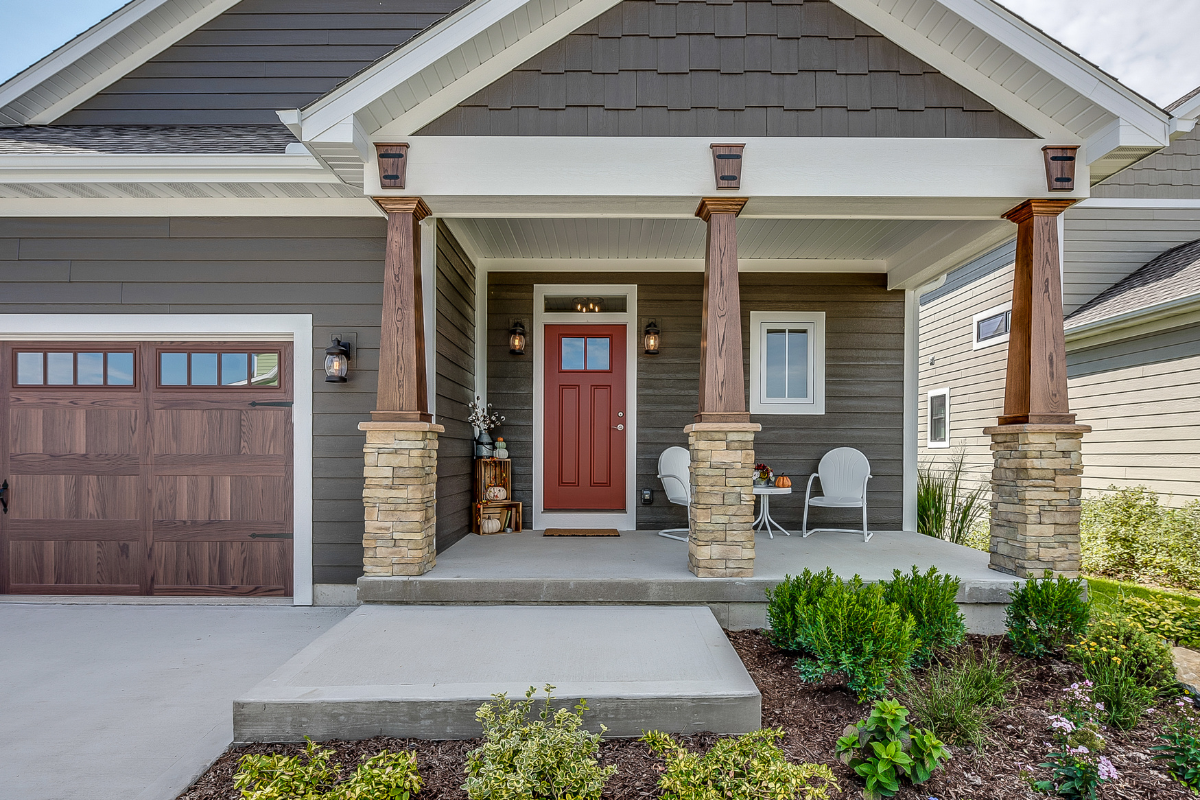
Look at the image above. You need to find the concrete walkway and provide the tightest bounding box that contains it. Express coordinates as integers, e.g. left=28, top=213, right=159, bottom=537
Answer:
left=0, top=602, right=351, bottom=800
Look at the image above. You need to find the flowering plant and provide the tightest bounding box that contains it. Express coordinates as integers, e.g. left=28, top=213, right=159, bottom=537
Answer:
left=467, top=397, right=505, bottom=432
left=1032, top=682, right=1118, bottom=800
left=1151, top=693, right=1200, bottom=791
left=753, top=463, right=773, bottom=483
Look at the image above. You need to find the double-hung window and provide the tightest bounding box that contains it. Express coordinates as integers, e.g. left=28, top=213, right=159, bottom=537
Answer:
left=749, top=311, right=826, bottom=414
left=927, top=388, right=950, bottom=448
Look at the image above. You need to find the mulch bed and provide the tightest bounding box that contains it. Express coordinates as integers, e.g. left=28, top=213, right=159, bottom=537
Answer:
left=179, top=630, right=1188, bottom=800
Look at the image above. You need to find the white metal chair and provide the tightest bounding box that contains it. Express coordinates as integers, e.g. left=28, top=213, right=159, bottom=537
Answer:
left=802, top=447, right=873, bottom=543
left=656, top=446, right=691, bottom=541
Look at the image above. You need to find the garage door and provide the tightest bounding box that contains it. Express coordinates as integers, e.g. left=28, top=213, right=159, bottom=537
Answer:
left=0, top=341, right=294, bottom=596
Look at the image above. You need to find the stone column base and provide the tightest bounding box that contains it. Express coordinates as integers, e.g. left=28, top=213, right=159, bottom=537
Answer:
left=984, top=423, right=1091, bottom=577
left=359, top=421, right=444, bottom=577
left=684, top=422, right=761, bottom=578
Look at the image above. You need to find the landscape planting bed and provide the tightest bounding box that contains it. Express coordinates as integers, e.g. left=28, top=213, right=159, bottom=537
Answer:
left=179, top=631, right=1189, bottom=800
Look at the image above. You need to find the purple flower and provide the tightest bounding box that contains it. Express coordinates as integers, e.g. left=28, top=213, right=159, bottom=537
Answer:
left=1068, top=745, right=1090, bottom=755
left=1098, top=756, right=1119, bottom=781
left=1049, top=715, right=1075, bottom=733
left=1095, top=702, right=1105, bottom=711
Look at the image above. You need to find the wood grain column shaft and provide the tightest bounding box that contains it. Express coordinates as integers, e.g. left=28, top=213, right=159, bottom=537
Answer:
left=695, top=197, right=750, bottom=424
left=1000, top=199, right=1077, bottom=426
left=373, top=197, right=432, bottom=423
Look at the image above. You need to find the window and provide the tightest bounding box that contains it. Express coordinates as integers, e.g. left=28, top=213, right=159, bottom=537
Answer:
left=749, top=311, right=826, bottom=414
left=559, top=336, right=610, bottom=371
left=14, top=350, right=136, bottom=387
left=972, top=303, right=1012, bottom=349
left=927, top=388, right=949, bottom=448
left=157, top=349, right=280, bottom=388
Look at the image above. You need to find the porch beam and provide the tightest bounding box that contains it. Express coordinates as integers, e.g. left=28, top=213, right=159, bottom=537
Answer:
left=695, top=197, right=750, bottom=425
left=373, top=196, right=432, bottom=423
left=999, top=199, right=1077, bottom=425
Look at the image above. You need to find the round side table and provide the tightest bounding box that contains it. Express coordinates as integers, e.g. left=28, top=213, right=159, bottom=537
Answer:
left=753, top=485, right=792, bottom=538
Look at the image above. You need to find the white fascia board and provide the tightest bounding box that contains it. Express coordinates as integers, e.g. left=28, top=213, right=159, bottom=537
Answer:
left=1075, top=198, right=1200, bottom=210
left=476, top=258, right=888, bottom=272
left=1085, top=118, right=1164, bottom=166
left=0, top=154, right=338, bottom=184
left=0, top=0, right=241, bottom=126
left=0, top=197, right=383, bottom=217
left=1064, top=295, right=1200, bottom=347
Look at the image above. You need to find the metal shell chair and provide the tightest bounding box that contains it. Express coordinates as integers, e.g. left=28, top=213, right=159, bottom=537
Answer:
left=802, top=447, right=873, bottom=542
left=656, top=446, right=691, bottom=541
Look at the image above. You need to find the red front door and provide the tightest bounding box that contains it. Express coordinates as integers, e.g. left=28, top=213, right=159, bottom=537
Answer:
left=544, top=325, right=626, bottom=510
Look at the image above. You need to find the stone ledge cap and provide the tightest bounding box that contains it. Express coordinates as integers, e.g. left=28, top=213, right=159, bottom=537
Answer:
left=684, top=423, right=763, bottom=433
left=984, top=424, right=1091, bottom=435
left=359, top=421, right=446, bottom=432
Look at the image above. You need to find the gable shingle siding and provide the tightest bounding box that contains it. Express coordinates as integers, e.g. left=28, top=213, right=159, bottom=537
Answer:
left=1091, top=126, right=1200, bottom=199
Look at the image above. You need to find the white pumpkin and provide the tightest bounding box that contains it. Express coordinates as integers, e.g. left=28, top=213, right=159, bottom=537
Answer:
left=486, top=485, right=507, bottom=501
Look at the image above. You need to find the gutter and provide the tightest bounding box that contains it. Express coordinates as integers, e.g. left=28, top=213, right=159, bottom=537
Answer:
left=1064, top=293, right=1200, bottom=345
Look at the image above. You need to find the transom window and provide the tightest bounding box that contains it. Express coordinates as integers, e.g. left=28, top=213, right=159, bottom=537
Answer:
left=560, top=337, right=611, bottom=371
left=927, top=388, right=949, bottom=448
left=972, top=304, right=1012, bottom=349
left=15, top=350, right=136, bottom=387
left=749, top=312, right=826, bottom=415
left=158, top=350, right=280, bottom=388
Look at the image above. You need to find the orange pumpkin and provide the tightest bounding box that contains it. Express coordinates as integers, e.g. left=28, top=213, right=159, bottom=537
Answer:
left=775, top=476, right=792, bottom=488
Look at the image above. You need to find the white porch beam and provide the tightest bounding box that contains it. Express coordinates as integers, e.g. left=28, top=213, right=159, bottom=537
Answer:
left=473, top=258, right=887, bottom=272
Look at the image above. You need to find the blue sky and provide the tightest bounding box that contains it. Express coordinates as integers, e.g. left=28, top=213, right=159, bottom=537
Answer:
left=0, top=0, right=1198, bottom=107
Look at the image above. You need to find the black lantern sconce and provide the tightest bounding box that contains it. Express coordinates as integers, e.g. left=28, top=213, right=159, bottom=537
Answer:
left=509, top=321, right=527, bottom=355
left=643, top=320, right=660, bottom=355
left=324, top=336, right=351, bottom=382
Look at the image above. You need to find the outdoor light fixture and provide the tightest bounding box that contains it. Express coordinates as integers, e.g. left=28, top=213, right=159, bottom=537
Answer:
left=509, top=321, right=527, bottom=355
left=644, top=320, right=660, bottom=354
left=572, top=297, right=604, bottom=313
left=324, top=337, right=351, bottom=382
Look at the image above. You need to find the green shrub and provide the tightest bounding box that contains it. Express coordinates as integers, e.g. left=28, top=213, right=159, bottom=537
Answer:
left=1067, top=612, right=1175, bottom=730
left=234, top=740, right=422, bottom=800
left=642, top=728, right=838, bottom=800
left=463, top=685, right=614, bottom=800
left=1152, top=696, right=1200, bottom=792
left=898, top=642, right=1016, bottom=748
left=766, top=568, right=841, bottom=651
left=1006, top=571, right=1090, bottom=658
left=881, top=566, right=966, bottom=664
left=917, top=452, right=987, bottom=545
left=1080, top=486, right=1200, bottom=592
left=1117, top=595, right=1200, bottom=648
left=835, top=698, right=951, bottom=800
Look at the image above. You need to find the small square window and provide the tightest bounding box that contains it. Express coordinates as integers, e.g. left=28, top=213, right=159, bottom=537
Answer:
left=972, top=304, right=1012, bottom=349
left=927, top=389, right=949, bottom=448
left=750, top=312, right=825, bottom=415
left=16, top=352, right=43, bottom=385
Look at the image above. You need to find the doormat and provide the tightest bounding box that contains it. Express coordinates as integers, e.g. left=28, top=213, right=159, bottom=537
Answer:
left=543, top=528, right=620, bottom=537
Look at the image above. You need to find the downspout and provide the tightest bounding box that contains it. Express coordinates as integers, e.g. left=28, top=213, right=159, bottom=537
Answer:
left=902, top=276, right=946, bottom=532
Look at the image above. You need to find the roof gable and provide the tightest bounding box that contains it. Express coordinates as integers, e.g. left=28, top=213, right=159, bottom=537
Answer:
left=418, top=0, right=1033, bottom=137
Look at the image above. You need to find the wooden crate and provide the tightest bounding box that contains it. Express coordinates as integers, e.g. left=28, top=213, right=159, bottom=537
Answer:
left=473, top=501, right=523, bottom=534
left=473, top=458, right=512, bottom=503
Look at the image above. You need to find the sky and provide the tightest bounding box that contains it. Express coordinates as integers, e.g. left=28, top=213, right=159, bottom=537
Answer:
left=0, top=0, right=1198, bottom=108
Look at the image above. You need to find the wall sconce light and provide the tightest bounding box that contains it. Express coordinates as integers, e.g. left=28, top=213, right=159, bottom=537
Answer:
left=509, top=321, right=527, bottom=355
left=324, top=337, right=351, bottom=382
left=644, top=320, right=660, bottom=355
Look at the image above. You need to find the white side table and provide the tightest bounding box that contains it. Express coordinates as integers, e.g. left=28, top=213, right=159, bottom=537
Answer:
left=753, top=485, right=792, bottom=538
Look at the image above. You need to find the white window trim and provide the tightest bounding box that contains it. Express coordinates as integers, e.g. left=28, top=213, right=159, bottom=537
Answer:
left=749, top=311, right=826, bottom=415
left=532, top=284, right=638, bottom=531
left=927, top=387, right=950, bottom=449
left=0, top=314, right=314, bottom=606
left=972, top=302, right=1012, bottom=349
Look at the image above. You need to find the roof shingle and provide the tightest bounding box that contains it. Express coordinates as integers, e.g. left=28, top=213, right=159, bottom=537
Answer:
left=1066, top=238, right=1200, bottom=329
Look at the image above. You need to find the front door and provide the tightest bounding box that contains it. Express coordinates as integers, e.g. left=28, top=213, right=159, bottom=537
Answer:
left=544, top=325, right=626, bottom=511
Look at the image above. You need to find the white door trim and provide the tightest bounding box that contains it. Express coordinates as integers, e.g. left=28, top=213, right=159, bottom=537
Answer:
left=532, top=284, right=637, bottom=531
left=0, top=313, right=315, bottom=605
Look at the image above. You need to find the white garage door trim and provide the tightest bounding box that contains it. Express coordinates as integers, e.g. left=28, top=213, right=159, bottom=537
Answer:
left=0, top=314, right=314, bottom=606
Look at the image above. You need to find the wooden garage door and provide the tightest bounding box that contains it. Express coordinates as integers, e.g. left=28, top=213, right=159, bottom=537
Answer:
left=0, top=342, right=293, bottom=596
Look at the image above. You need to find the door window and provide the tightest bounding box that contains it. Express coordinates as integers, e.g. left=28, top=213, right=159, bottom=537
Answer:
left=158, top=350, right=280, bottom=388
left=560, top=337, right=611, bottom=371
left=13, top=350, right=137, bottom=387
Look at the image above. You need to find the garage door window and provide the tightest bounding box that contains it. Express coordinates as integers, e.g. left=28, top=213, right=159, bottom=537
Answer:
left=158, top=349, right=280, bottom=388
left=14, top=350, right=136, bottom=387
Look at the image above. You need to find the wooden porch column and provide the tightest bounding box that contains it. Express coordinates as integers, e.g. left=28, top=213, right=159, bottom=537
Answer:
left=373, top=197, right=432, bottom=422
left=695, top=197, right=750, bottom=424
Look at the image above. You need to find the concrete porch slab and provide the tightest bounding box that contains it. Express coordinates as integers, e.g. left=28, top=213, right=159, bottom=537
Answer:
left=234, top=605, right=761, bottom=742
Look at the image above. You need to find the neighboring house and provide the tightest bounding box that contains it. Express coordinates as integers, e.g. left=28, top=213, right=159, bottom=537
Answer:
left=918, top=87, right=1200, bottom=503
left=0, top=0, right=1178, bottom=602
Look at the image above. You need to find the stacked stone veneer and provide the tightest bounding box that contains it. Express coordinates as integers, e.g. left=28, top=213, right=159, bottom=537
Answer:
left=685, top=423, right=761, bottom=578
left=359, top=421, right=443, bottom=577
left=985, top=424, right=1091, bottom=578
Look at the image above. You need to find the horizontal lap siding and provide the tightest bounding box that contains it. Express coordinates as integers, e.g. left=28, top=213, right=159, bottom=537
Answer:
left=0, top=216, right=386, bottom=585
left=434, top=221, right=476, bottom=551
left=487, top=271, right=904, bottom=530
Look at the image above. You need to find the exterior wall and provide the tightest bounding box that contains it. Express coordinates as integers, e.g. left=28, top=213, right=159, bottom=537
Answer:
left=0, top=216, right=389, bottom=586
left=420, top=0, right=1031, bottom=137
left=486, top=271, right=904, bottom=530
left=1091, top=127, right=1200, bottom=200
left=58, top=0, right=465, bottom=125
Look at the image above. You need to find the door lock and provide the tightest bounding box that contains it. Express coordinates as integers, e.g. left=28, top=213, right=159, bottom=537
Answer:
left=0, top=480, right=8, bottom=514
left=613, top=424, right=624, bottom=431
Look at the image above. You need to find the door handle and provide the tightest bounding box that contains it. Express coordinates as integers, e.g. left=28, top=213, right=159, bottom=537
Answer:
left=1, top=479, right=7, bottom=514
left=612, top=424, right=624, bottom=431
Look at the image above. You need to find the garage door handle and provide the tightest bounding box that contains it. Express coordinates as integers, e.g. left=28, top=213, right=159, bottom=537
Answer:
left=0, top=480, right=7, bottom=514
left=249, top=401, right=293, bottom=407
left=249, top=532, right=293, bottom=539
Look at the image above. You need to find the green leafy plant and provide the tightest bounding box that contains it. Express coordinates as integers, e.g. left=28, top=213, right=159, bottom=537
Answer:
left=463, top=685, right=614, bottom=800
left=642, top=728, right=837, bottom=800
left=1117, top=594, right=1200, bottom=648
left=835, top=698, right=950, bottom=799
left=1006, top=571, right=1090, bottom=658
left=1152, top=695, right=1200, bottom=792
left=881, top=566, right=966, bottom=664
left=766, top=568, right=842, bottom=652
left=1080, top=486, right=1200, bottom=592
left=234, top=739, right=422, bottom=800
left=917, top=452, right=987, bottom=545
left=898, top=641, right=1016, bottom=748
left=1031, top=682, right=1118, bottom=800
left=1067, top=612, right=1175, bottom=730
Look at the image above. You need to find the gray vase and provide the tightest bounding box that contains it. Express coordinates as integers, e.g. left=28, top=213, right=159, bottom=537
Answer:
left=476, top=429, right=494, bottom=458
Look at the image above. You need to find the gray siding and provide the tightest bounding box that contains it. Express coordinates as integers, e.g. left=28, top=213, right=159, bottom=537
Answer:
left=420, top=0, right=1032, bottom=137
left=486, top=271, right=903, bottom=530
left=0, top=216, right=387, bottom=585
left=1092, top=126, right=1200, bottom=200
left=58, top=0, right=465, bottom=125
left=434, top=221, right=477, bottom=550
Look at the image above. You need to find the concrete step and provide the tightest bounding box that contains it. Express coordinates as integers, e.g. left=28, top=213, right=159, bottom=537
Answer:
left=234, top=605, right=761, bottom=742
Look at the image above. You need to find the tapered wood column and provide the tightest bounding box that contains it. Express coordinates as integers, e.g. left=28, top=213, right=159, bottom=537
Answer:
left=373, top=197, right=432, bottom=423
left=695, top=197, right=750, bottom=424
left=999, top=199, right=1077, bottom=425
